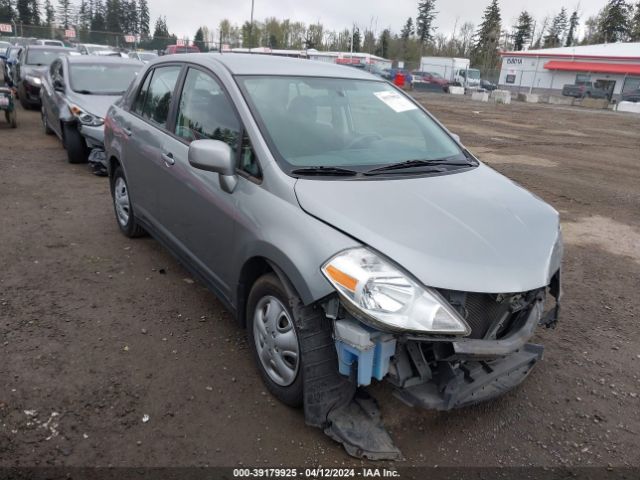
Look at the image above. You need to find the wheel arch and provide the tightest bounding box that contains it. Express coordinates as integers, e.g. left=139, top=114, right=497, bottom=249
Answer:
left=236, top=256, right=306, bottom=329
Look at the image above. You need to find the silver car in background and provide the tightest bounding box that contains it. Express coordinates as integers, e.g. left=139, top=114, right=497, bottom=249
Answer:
left=40, top=55, right=142, bottom=166
left=128, top=50, right=158, bottom=63
left=104, top=54, right=563, bottom=459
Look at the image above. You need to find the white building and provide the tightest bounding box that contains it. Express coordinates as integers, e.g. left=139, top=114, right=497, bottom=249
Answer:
left=498, top=42, right=640, bottom=99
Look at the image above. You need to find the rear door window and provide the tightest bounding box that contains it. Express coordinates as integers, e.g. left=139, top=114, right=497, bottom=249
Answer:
left=138, top=65, right=181, bottom=129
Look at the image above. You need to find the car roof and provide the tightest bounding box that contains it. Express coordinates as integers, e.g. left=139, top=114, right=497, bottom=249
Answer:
left=154, top=53, right=380, bottom=80
left=66, top=55, right=143, bottom=66
left=26, top=45, right=69, bottom=51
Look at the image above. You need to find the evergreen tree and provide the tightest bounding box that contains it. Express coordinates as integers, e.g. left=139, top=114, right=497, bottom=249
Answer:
left=31, top=0, right=41, bottom=25
left=90, top=0, right=106, bottom=43
left=128, top=0, right=138, bottom=35
left=513, top=10, right=533, bottom=50
left=138, top=0, right=149, bottom=37
left=472, top=0, right=502, bottom=69
left=400, top=17, right=414, bottom=40
left=194, top=26, right=205, bottom=51
left=631, top=1, right=640, bottom=40
left=376, top=28, right=391, bottom=58
left=351, top=27, right=361, bottom=52
left=544, top=8, right=569, bottom=47
left=17, top=0, right=31, bottom=24
left=416, top=0, right=437, bottom=45
left=153, top=15, right=169, bottom=38
left=57, top=0, right=72, bottom=28
left=599, top=0, right=632, bottom=42
left=43, top=0, right=54, bottom=26
left=105, top=0, right=122, bottom=34
left=565, top=10, right=580, bottom=46
left=78, top=0, right=89, bottom=29
left=0, top=0, right=15, bottom=22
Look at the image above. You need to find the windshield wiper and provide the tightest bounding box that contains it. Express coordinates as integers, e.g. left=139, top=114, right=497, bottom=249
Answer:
left=365, top=158, right=476, bottom=175
left=291, top=166, right=360, bottom=177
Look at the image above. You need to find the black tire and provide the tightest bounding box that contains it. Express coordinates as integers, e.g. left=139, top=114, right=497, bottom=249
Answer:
left=41, top=107, right=54, bottom=135
left=110, top=166, right=146, bottom=238
left=9, top=110, right=17, bottom=128
left=247, top=273, right=304, bottom=407
left=63, top=123, right=88, bottom=164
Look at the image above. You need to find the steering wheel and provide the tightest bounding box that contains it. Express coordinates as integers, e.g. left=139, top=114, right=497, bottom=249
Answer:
left=345, top=133, right=383, bottom=149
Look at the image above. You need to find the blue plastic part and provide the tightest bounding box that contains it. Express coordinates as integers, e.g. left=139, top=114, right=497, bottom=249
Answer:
left=335, top=332, right=397, bottom=387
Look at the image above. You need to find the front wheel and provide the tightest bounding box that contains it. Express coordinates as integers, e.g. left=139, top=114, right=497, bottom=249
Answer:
left=63, top=123, right=88, bottom=164
left=111, top=167, right=146, bottom=238
left=247, top=274, right=304, bottom=407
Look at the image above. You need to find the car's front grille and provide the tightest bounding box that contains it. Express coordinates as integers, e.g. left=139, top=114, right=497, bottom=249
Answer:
left=463, top=293, right=513, bottom=339
left=438, top=289, right=538, bottom=340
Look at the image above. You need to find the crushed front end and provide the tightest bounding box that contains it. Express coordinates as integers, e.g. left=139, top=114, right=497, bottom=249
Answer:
left=330, top=271, right=561, bottom=411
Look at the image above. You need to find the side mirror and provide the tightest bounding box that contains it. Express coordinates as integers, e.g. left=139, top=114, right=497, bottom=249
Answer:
left=54, top=79, right=65, bottom=92
left=188, top=139, right=237, bottom=193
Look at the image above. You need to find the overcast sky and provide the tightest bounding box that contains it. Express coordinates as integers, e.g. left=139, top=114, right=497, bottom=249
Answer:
left=149, top=0, right=606, bottom=40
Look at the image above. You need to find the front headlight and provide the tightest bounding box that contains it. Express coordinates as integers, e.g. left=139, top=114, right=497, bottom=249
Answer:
left=69, top=104, right=104, bottom=127
left=25, top=75, right=42, bottom=85
left=321, top=248, right=470, bottom=336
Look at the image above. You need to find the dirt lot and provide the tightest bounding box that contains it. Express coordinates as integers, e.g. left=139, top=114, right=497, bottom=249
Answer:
left=1, top=95, right=639, bottom=469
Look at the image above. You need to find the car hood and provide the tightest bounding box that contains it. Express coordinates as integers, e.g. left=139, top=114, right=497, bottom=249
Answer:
left=67, top=93, right=120, bottom=119
left=294, top=164, right=561, bottom=294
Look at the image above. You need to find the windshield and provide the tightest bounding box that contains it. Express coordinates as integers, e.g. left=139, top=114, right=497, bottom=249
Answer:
left=138, top=52, right=157, bottom=61
left=70, top=63, right=141, bottom=94
left=86, top=45, right=111, bottom=53
left=468, top=69, right=481, bottom=80
left=26, top=49, right=65, bottom=65
left=238, top=76, right=464, bottom=174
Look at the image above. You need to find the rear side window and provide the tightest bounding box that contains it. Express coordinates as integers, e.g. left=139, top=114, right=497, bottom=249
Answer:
left=136, top=65, right=181, bottom=128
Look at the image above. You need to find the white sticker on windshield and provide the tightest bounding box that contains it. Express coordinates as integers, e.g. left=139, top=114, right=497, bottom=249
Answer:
left=373, top=91, right=418, bottom=113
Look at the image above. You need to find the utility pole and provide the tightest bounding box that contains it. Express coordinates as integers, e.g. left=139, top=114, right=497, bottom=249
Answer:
left=249, top=0, right=255, bottom=49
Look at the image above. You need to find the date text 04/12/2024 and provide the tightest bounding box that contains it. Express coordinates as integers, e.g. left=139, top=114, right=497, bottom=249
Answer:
left=232, top=468, right=401, bottom=478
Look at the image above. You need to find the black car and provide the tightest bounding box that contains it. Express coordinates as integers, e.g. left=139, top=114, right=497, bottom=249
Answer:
left=621, top=88, right=640, bottom=103
left=14, top=45, right=70, bottom=109
left=480, top=79, right=497, bottom=91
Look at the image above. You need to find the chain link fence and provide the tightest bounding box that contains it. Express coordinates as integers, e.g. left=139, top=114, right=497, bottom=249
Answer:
left=0, top=22, right=178, bottom=51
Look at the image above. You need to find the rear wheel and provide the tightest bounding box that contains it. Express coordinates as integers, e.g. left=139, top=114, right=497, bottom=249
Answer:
left=63, top=123, right=88, bottom=164
left=247, top=274, right=304, bottom=407
left=111, top=166, right=146, bottom=238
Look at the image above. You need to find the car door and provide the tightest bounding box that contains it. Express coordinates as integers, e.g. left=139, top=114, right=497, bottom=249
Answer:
left=153, top=66, right=249, bottom=300
left=43, top=59, right=64, bottom=138
left=121, top=64, right=183, bottom=224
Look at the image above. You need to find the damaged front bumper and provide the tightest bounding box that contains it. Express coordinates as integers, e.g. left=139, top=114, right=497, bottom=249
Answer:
left=333, top=272, right=561, bottom=411
left=310, top=273, right=561, bottom=460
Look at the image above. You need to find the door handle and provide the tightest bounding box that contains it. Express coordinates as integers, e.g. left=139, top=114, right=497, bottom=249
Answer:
left=124, top=127, right=133, bottom=137
left=161, top=152, right=175, bottom=166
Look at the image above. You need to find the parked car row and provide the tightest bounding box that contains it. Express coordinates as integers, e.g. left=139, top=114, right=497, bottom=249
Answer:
left=40, top=55, right=143, bottom=169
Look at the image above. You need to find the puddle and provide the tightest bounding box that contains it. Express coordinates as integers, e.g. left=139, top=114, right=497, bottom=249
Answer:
left=563, top=216, right=640, bottom=263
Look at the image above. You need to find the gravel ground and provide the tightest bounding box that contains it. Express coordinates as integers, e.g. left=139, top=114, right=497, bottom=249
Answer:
left=1, top=95, right=639, bottom=468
